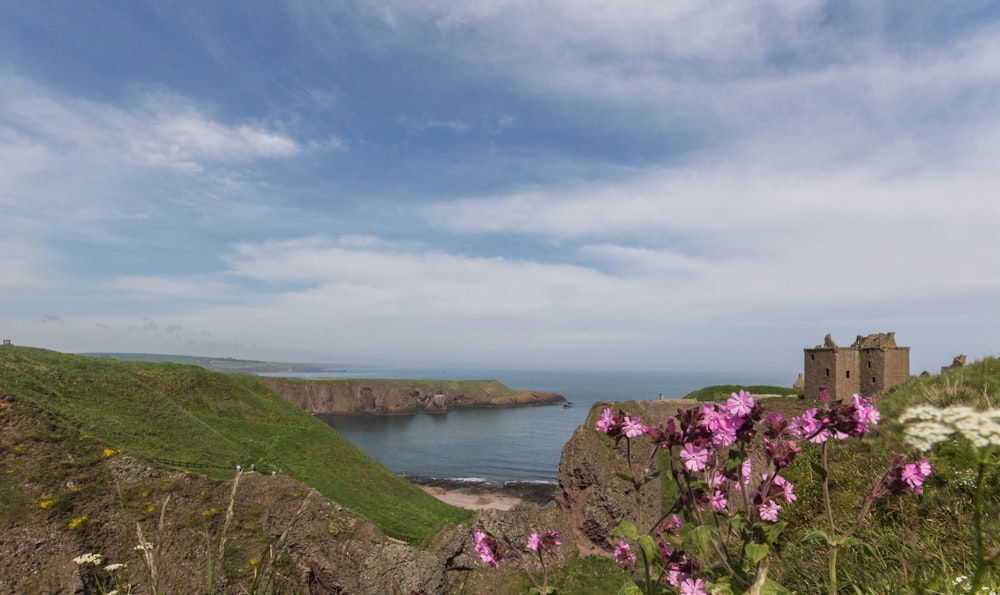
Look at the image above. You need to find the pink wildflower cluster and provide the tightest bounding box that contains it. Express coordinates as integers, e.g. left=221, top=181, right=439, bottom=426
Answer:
left=789, top=389, right=881, bottom=443
left=592, top=388, right=934, bottom=592
left=473, top=531, right=501, bottom=569
left=599, top=391, right=800, bottom=526
left=885, top=457, right=932, bottom=495
left=473, top=528, right=561, bottom=570
left=526, top=529, right=562, bottom=554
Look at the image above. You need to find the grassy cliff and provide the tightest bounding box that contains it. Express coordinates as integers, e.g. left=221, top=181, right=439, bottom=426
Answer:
left=0, top=346, right=474, bottom=543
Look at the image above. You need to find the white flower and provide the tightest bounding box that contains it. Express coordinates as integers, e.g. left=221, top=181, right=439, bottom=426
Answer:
left=900, top=406, right=1000, bottom=451
left=903, top=421, right=954, bottom=452
left=73, top=553, right=103, bottom=566
left=104, top=562, right=126, bottom=572
left=899, top=405, right=946, bottom=423
left=133, top=541, right=154, bottom=552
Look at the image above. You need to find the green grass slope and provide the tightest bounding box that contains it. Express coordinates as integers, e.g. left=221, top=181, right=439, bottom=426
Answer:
left=769, top=358, right=1000, bottom=591
left=684, top=384, right=803, bottom=402
left=0, top=346, right=474, bottom=543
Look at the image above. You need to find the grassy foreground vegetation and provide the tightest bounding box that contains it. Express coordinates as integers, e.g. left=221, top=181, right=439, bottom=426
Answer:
left=765, top=358, right=999, bottom=591
left=521, top=361, right=998, bottom=594
left=0, top=346, right=474, bottom=544
left=684, top=384, right=804, bottom=401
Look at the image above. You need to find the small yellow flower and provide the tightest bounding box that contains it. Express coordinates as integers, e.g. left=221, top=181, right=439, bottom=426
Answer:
left=102, top=448, right=120, bottom=458
left=202, top=508, right=217, bottom=518
left=68, top=515, right=88, bottom=530
left=37, top=493, right=55, bottom=509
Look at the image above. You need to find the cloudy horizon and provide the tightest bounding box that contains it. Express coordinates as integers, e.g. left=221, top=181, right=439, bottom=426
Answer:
left=2, top=1, right=999, bottom=375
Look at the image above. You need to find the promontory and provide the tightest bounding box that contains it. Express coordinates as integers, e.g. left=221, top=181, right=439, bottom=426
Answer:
left=259, top=377, right=565, bottom=415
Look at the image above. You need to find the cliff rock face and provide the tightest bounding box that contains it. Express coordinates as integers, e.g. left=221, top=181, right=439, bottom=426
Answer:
left=259, top=377, right=564, bottom=415
left=556, top=399, right=697, bottom=556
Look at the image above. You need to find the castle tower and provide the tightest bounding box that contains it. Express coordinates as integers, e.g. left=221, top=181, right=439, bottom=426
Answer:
left=803, top=332, right=909, bottom=400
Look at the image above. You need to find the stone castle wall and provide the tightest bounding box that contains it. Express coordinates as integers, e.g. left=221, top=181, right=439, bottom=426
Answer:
left=804, top=332, right=910, bottom=400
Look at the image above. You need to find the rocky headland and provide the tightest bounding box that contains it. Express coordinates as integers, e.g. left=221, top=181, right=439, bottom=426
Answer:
left=259, top=376, right=565, bottom=415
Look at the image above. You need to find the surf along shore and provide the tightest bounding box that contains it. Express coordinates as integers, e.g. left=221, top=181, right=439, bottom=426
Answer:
left=411, top=477, right=556, bottom=511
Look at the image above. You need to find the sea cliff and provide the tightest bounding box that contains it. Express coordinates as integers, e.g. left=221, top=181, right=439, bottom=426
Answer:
left=259, top=376, right=565, bottom=415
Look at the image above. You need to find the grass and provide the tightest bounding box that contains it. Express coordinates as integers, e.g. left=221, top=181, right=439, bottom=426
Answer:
left=0, top=346, right=474, bottom=544
left=684, top=384, right=803, bottom=402
left=767, top=357, right=1000, bottom=591
left=571, top=362, right=998, bottom=592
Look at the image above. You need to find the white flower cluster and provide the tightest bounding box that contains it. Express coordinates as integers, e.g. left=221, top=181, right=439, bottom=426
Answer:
left=900, top=405, right=1000, bottom=451
left=133, top=541, right=155, bottom=552
left=73, top=552, right=103, bottom=566
left=953, top=575, right=999, bottom=594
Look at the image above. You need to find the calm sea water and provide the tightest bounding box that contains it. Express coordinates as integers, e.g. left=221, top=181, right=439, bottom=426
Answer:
left=261, top=368, right=789, bottom=487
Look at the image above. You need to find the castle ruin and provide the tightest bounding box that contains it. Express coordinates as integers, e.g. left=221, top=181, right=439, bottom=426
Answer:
left=803, top=332, right=910, bottom=400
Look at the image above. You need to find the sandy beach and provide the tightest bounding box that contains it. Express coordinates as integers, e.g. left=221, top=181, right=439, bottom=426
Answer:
left=418, top=485, right=524, bottom=510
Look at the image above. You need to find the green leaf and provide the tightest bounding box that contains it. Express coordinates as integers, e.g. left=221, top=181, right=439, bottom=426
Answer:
left=686, top=524, right=713, bottom=554
left=615, top=472, right=634, bottom=484
left=760, top=578, right=793, bottom=595
left=800, top=530, right=832, bottom=545
left=616, top=581, right=644, bottom=595
left=641, top=470, right=661, bottom=484
left=761, top=520, right=786, bottom=545
left=638, top=534, right=659, bottom=567
left=810, top=461, right=828, bottom=480
left=745, top=543, right=770, bottom=565
left=613, top=521, right=639, bottom=541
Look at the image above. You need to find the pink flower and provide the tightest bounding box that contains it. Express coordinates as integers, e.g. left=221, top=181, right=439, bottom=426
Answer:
left=540, top=529, right=561, bottom=553
left=759, top=500, right=781, bottom=522
left=792, top=408, right=830, bottom=443
left=900, top=459, right=932, bottom=494
left=622, top=415, right=648, bottom=438
left=851, top=394, right=881, bottom=435
left=679, top=443, right=709, bottom=472
left=774, top=475, right=797, bottom=502
left=711, top=489, right=728, bottom=511
left=614, top=540, right=636, bottom=570
left=680, top=577, right=707, bottom=595
left=526, top=532, right=540, bottom=551
left=736, top=458, right=752, bottom=490
left=725, top=390, right=755, bottom=417
left=596, top=407, right=616, bottom=433
left=473, top=531, right=498, bottom=568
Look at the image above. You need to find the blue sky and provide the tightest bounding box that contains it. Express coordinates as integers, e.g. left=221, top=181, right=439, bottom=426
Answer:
left=2, top=1, right=999, bottom=374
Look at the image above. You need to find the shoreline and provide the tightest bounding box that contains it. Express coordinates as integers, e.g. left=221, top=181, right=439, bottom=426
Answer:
left=409, top=477, right=556, bottom=510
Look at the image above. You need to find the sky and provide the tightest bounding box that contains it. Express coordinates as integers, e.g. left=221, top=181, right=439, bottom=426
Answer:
left=1, top=1, right=999, bottom=375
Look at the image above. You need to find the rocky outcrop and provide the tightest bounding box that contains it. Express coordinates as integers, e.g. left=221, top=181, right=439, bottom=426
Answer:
left=556, top=400, right=697, bottom=556
left=259, top=377, right=564, bottom=415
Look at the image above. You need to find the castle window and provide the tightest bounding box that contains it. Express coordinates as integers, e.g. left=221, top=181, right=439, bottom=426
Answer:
left=846, top=370, right=851, bottom=379
left=811, top=354, right=815, bottom=361
left=825, top=368, right=830, bottom=377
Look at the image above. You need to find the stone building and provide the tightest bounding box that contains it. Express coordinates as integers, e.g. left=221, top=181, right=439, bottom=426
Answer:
left=803, top=332, right=910, bottom=400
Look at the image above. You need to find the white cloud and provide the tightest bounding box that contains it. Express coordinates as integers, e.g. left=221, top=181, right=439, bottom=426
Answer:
left=0, top=74, right=302, bottom=207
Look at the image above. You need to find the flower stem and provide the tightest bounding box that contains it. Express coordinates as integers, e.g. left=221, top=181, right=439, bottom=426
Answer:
left=820, top=441, right=839, bottom=595
left=969, top=457, right=987, bottom=594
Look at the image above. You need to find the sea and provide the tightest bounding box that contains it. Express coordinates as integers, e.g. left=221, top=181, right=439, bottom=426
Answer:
left=260, top=367, right=790, bottom=494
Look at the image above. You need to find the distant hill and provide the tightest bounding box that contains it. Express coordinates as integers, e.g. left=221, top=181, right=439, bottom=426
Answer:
left=80, top=351, right=345, bottom=373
